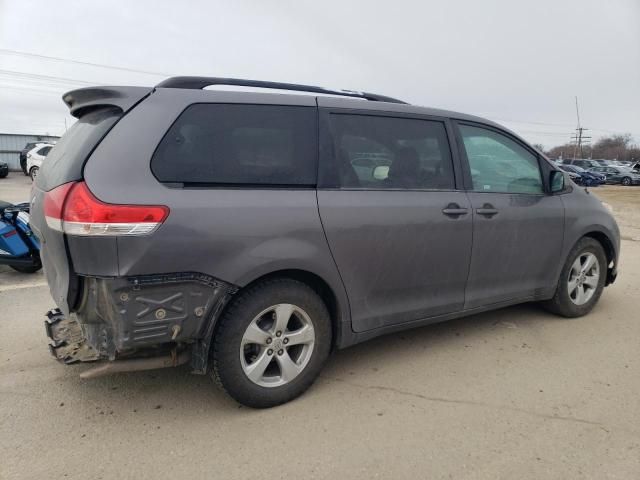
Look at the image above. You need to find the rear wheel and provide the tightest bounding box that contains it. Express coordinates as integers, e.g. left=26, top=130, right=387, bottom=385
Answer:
left=621, top=176, right=631, bottom=186
left=29, top=166, right=39, bottom=181
left=212, top=278, right=332, bottom=408
left=542, top=237, right=606, bottom=317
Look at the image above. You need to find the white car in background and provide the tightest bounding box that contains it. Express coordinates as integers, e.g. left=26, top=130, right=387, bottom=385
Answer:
left=26, top=143, right=54, bottom=180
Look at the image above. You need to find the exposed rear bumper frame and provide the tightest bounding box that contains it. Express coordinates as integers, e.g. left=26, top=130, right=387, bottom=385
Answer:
left=45, top=272, right=238, bottom=376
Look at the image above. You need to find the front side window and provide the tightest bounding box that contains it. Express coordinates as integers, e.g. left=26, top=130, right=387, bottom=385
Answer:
left=328, top=114, right=455, bottom=190
left=459, top=124, right=543, bottom=194
left=152, top=104, right=317, bottom=186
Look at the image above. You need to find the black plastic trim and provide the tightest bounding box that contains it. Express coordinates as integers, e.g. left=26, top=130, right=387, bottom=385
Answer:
left=156, top=76, right=407, bottom=104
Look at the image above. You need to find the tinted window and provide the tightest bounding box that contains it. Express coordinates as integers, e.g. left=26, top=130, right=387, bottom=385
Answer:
left=38, top=108, right=121, bottom=191
left=38, top=146, right=52, bottom=156
left=152, top=104, right=317, bottom=186
left=327, top=114, right=454, bottom=190
left=459, top=125, right=543, bottom=194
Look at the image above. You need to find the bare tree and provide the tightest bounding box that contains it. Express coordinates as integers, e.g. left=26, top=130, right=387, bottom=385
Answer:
left=546, top=134, right=639, bottom=161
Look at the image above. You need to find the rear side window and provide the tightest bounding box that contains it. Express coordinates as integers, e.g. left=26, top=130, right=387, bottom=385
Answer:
left=38, top=108, right=121, bottom=191
left=38, top=146, right=52, bottom=156
left=151, top=104, right=317, bottom=186
left=326, top=114, right=455, bottom=190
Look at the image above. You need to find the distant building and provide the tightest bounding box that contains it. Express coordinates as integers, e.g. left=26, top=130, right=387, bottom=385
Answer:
left=0, top=132, right=60, bottom=171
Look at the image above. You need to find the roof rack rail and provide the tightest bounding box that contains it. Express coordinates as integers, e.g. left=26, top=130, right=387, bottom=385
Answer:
left=155, top=76, right=407, bottom=104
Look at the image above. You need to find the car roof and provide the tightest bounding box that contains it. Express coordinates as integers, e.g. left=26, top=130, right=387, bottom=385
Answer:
left=63, top=77, right=546, bottom=159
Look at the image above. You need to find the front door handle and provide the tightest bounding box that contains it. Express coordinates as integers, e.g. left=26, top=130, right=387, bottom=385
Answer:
left=442, top=203, right=468, bottom=218
left=476, top=203, right=498, bottom=218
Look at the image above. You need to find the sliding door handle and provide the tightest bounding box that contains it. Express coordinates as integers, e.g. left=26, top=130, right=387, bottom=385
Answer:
left=476, top=203, right=499, bottom=217
left=442, top=203, right=468, bottom=218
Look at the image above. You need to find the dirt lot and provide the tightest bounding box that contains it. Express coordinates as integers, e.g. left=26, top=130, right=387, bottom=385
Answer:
left=1, top=175, right=639, bottom=479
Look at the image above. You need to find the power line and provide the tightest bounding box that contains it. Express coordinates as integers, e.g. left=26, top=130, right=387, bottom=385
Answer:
left=517, top=131, right=574, bottom=136
left=482, top=115, right=640, bottom=138
left=0, top=69, right=96, bottom=86
left=0, top=48, right=174, bottom=77
left=482, top=116, right=576, bottom=128
left=0, top=84, right=64, bottom=96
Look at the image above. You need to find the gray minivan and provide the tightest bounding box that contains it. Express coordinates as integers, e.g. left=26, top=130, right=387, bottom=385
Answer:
left=31, top=77, right=620, bottom=408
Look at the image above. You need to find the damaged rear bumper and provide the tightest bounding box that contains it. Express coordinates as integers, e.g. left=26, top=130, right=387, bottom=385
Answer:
left=45, top=272, right=237, bottom=375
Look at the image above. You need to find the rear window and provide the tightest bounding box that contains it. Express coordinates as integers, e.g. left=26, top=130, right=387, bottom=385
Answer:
left=37, top=146, right=52, bottom=156
left=37, top=108, right=121, bottom=191
left=151, top=104, right=317, bottom=186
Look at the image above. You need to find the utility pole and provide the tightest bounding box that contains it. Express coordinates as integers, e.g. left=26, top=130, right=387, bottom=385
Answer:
left=571, top=96, right=591, bottom=159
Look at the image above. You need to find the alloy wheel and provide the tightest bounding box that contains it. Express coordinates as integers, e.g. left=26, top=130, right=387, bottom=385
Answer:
left=240, top=303, right=315, bottom=388
left=567, top=252, right=600, bottom=305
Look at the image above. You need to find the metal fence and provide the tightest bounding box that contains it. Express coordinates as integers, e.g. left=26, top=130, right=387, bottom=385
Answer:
left=0, top=133, right=60, bottom=171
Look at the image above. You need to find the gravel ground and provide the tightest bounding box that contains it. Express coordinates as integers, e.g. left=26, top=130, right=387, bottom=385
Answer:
left=1, top=175, right=639, bottom=479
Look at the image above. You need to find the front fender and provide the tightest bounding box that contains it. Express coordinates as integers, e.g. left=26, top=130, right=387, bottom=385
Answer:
left=559, top=189, right=620, bottom=285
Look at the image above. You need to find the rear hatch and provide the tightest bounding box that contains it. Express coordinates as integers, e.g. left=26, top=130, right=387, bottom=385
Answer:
left=30, top=86, right=152, bottom=314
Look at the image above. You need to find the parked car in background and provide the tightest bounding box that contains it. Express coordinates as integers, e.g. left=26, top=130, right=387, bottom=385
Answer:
left=559, top=165, right=604, bottom=186
left=591, top=166, right=640, bottom=186
left=19, top=142, right=41, bottom=175
left=31, top=77, right=620, bottom=408
left=0, top=161, right=8, bottom=178
left=611, top=160, right=632, bottom=167
left=592, top=159, right=611, bottom=167
left=563, top=159, right=602, bottom=170
left=575, top=165, right=606, bottom=185
left=564, top=169, right=582, bottom=184
left=26, top=143, right=54, bottom=180
left=558, top=165, right=585, bottom=185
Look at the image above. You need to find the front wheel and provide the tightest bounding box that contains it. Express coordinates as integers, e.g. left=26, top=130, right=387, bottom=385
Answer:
left=212, top=278, right=332, bottom=408
left=621, top=176, right=632, bottom=186
left=29, top=167, right=39, bottom=181
left=541, top=237, right=606, bottom=317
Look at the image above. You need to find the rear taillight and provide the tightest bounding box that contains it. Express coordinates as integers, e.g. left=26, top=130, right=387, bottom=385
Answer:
left=43, top=182, right=75, bottom=232
left=44, top=181, right=169, bottom=236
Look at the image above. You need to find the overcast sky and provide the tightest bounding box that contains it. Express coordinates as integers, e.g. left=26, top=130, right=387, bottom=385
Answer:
left=1, top=0, right=639, bottom=147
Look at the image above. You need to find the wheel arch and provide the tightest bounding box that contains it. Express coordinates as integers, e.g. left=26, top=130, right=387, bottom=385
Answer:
left=583, top=230, right=617, bottom=285
left=218, top=268, right=349, bottom=351
left=583, top=231, right=615, bottom=266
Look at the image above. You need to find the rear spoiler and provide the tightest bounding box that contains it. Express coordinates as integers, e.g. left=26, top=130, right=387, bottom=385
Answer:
left=62, top=86, right=153, bottom=118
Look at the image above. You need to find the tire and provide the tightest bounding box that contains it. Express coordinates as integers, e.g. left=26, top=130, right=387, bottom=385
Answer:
left=212, top=278, right=332, bottom=408
left=621, top=177, right=631, bottom=186
left=11, top=263, right=42, bottom=274
left=541, top=237, right=607, bottom=318
left=29, top=167, right=39, bottom=181
left=0, top=170, right=7, bottom=179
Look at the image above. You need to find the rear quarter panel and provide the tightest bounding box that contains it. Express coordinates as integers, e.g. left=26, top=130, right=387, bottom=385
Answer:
left=82, top=88, right=351, bottom=337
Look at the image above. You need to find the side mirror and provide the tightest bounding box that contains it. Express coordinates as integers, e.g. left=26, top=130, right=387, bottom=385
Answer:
left=550, top=170, right=565, bottom=193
